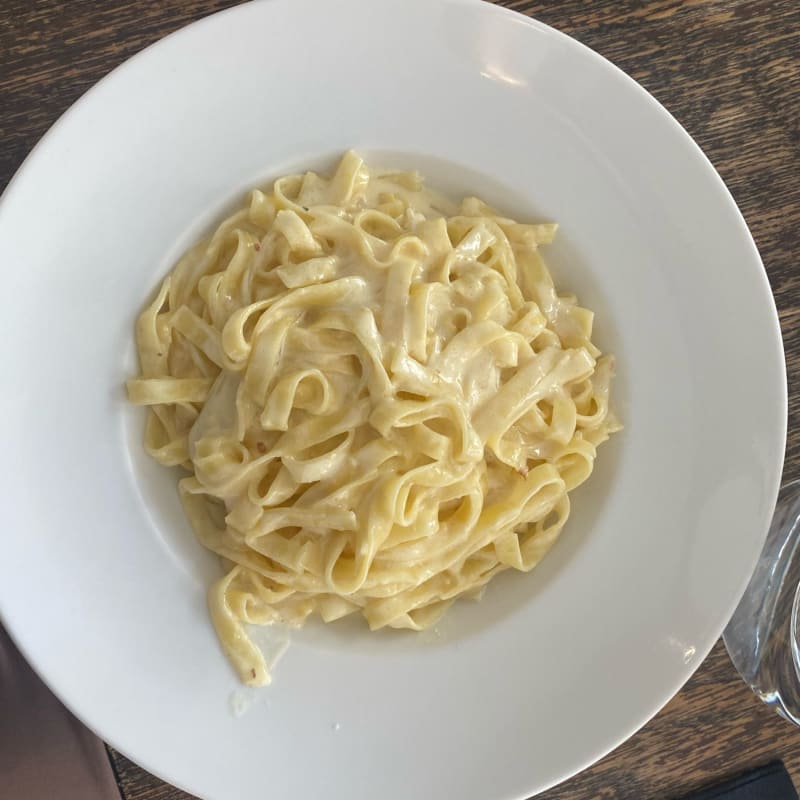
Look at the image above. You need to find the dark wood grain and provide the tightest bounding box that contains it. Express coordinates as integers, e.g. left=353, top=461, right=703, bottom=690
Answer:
left=2, top=1, right=799, bottom=798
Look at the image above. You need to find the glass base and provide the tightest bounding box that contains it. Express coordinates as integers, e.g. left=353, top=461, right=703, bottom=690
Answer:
left=723, top=480, right=800, bottom=724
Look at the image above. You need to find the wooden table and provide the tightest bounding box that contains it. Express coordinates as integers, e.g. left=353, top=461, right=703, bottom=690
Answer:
left=3, top=1, right=799, bottom=797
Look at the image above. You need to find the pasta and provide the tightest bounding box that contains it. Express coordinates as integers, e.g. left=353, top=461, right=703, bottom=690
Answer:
left=127, top=152, right=619, bottom=686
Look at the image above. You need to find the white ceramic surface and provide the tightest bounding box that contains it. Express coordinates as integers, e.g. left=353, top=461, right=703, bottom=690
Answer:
left=0, top=1, right=786, bottom=798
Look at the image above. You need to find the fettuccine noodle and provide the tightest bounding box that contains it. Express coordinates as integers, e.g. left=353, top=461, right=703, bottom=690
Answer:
left=128, top=152, right=619, bottom=686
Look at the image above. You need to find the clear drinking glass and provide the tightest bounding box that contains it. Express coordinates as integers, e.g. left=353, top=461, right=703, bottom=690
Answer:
left=723, top=479, right=800, bottom=724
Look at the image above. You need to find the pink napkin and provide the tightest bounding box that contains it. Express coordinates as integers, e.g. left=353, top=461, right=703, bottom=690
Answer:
left=0, top=624, right=121, bottom=800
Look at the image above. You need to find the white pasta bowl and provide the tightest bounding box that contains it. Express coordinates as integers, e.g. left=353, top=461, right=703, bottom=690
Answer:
left=0, top=1, right=786, bottom=799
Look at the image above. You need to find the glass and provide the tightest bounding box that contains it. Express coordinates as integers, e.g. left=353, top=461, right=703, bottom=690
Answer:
left=724, top=479, right=800, bottom=724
